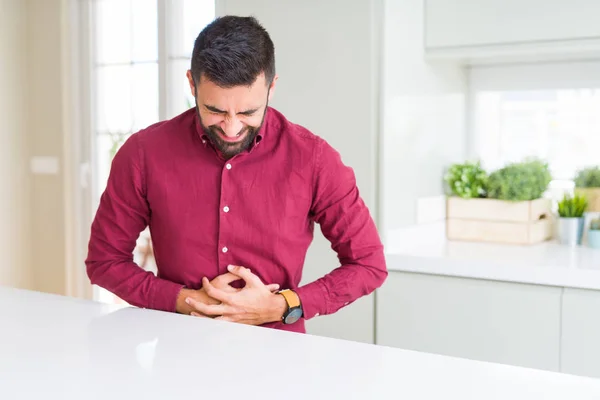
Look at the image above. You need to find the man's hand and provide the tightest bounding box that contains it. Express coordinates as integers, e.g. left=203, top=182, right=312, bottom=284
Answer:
left=176, top=271, right=280, bottom=315
left=186, top=265, right=287, bottom=326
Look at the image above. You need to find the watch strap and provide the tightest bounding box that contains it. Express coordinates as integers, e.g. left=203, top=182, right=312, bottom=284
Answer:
left=278, top=289, right=301, bottom=308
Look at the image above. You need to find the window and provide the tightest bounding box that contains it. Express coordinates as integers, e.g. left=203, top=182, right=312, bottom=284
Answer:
left=90, top=0, right=215, bottom=304
left=469, top=61, right=600, bottom=200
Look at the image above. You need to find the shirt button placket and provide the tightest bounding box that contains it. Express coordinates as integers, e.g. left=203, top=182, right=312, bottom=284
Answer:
left=219, top=162, right=233, bottom=271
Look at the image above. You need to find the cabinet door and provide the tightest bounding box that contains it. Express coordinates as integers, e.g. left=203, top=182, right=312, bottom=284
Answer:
left=377, top=271, right=561, bottom=371
left=561, top=288, right=600, bottom=378
left=425, top=0, right=600, bottom=49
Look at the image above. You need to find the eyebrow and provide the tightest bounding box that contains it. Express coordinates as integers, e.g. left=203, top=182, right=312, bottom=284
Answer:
left=204, top=104, right=260, bottom=115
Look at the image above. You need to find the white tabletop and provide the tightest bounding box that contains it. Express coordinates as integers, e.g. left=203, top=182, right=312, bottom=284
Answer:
left=385, top=222, right=600, bottom=290
left=1, top=286, right=600, bottom=399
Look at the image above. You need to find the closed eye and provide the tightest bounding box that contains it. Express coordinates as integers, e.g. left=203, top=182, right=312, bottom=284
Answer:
left=204, top=105, right=225, bottom=114
left=204, top=104, right=260, bottom=116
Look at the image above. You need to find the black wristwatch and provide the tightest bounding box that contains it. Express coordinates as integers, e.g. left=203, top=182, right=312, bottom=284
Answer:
left=278, top=289, right=303, bottom=324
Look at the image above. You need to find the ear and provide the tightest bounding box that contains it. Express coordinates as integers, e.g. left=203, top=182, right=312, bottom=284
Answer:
left=186, top=70, right=196, bottom=97
left=267, top=74, right=278, bottom=102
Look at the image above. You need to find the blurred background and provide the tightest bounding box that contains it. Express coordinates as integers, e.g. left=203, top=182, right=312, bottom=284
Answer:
left=2, top=0, right=600, bottom=379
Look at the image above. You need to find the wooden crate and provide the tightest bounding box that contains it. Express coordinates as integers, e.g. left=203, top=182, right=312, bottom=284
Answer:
left=446, top=197, right=553, bottom=245
left=575, top=188, right=600, bottom=213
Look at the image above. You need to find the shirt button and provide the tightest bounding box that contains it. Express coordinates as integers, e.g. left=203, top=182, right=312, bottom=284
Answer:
left=223, top=206, right=230, bottom=213
left=226, top=163, right=232, bottom=170
left=222, top=247, right=228, bottom=253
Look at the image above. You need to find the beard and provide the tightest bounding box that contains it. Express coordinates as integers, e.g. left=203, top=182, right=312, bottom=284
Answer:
left=195, top=100, right=267, bottom=159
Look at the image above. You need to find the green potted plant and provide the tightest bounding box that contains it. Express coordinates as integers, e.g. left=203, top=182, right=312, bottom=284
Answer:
left=557, top=193, right=588, bottom=246
left=588, top=218, right=600, bottom=249
left=574, top=167, right=600, bottom=212
left=487, top=159, right=552, bottom=202
left=444, top=160, right=488, bottom=199
left=444, top=158, right=553, bottom=245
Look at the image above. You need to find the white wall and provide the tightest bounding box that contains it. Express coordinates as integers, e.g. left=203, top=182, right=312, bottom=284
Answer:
left=216, top=0, right=382, bottom=344
left=380, top=0, right=467, bottom=235
left=0, top=0, right=32, bottom=289
left=0, top=0, right=74, bottom=295
left=26, top=0, right=68, bottom=296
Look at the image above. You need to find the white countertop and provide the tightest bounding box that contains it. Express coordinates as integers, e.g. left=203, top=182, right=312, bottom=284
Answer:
left=1, top=286, right=600, bottom=399
left=385, top=222, right=600, bottom=290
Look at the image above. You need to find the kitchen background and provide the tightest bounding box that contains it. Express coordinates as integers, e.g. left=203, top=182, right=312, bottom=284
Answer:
left=2, top=0, right=600, bottom=380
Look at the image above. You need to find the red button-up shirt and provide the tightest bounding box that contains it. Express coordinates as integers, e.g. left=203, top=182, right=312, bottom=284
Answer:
left=85, top=107, right=387, bottom=333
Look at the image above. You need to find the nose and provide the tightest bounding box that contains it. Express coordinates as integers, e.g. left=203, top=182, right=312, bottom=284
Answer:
left=220, top=117, right=244, bottom=138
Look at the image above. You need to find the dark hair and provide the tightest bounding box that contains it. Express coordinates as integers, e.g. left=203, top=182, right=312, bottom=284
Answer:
left=191, top=16, right=275, bottom=88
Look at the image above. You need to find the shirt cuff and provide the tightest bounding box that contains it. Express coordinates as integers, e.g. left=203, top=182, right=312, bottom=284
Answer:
left=295, top=280, right=329, bottom=320
left=149, top=278, right=185, bottom=312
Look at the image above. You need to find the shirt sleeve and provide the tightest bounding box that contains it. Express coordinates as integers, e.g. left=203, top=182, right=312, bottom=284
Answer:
left=294, top=138, right=388, bottom=319
left=85, top=133, right=183, bottom=312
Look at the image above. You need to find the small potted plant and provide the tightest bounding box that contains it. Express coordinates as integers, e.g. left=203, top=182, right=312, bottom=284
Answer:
left=574, top=166, right=600, bottom=212
left=444, top=160, right=488, bottom=199
left=487, top=158, right=552, bottom=202
left=557, top=193, right=588, bottom=246
left=588, top=218, right=600, bottom=249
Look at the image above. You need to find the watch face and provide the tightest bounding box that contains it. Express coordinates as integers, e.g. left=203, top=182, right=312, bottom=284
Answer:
left=284, top=307, right=303, bottom=324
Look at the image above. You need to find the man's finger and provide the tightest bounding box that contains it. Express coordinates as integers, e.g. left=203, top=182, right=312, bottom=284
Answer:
left=220, top=286, right=241, bottom=293
left=203, top=277, right=235, bottom=303
left=186, top=298, right=231, bottom=316
left=190, top=312, right=208, bottom=318
left=211, top=272, right=242, bottom=287
left=227, top=265, right=263, bottom=287
left=266, top=283, right=280, bottom=292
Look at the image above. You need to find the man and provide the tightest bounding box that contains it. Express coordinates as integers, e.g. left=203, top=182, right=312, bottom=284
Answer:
left=85, top=15, right=387, bottom=333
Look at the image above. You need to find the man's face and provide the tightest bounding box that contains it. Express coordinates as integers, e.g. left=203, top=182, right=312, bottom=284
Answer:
left=187, top=71, right=277, bottom=158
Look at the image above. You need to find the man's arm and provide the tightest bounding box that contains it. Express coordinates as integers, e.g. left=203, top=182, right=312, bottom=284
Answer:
left=85, top=133, right=184, bottom=312
left=294, top=138, right=388, bottom=320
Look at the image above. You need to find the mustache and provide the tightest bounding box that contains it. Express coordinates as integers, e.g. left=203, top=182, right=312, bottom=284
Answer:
left=210, top=125, right=249, bottom=137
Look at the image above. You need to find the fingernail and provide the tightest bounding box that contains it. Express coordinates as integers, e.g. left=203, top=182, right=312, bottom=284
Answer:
left=191, top=312, right=198, bottom=317
left=185, top=298, right=191, bottom=304
left=227, top=265, right=234, bottom=271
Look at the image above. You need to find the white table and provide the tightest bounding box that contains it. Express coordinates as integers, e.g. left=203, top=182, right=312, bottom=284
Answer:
left=1, top=286, right=600, bottom=399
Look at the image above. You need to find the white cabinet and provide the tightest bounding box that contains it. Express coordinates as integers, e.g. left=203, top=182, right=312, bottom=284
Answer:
left=561, top=288, right=600, bottom=379
left=424, top=0, right=600, bottom=60
left=376, top=271, right=561, bottom=371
